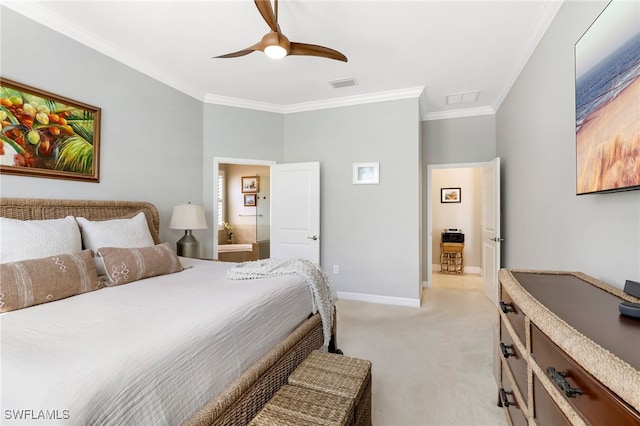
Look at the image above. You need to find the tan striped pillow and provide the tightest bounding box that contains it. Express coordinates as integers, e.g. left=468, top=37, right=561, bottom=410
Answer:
left=98, top=242, right=183, bottom=286
left=0, top=250, right=100, bottom=313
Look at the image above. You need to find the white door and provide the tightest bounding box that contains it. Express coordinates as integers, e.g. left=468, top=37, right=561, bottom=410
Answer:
left=271, top=162, right=320, bottom=263
left=482, top=157, right=502, bottom=306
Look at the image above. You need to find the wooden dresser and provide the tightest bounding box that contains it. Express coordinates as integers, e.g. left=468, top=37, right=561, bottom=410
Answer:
left=497, top=269, right=640, bottom=425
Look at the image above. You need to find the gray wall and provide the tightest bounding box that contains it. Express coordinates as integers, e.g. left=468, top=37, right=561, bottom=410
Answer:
left=284, top=99, right=422, bottom=301
left=422, top=115, right=496, bottom=165
left=0, top=8, right=203, bottom=245
left=201, top=104, right=283, bottom=259
left=496, top=0, right=640, bottom=288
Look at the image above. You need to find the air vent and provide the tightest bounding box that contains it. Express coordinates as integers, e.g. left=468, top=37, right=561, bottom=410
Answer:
left=446, top=91, right=479, bottom=104
left=329, top=78, right=356, bottom=88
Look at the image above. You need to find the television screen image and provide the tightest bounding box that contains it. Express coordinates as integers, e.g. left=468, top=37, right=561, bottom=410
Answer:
left=575, top=0, right=640, bottom=194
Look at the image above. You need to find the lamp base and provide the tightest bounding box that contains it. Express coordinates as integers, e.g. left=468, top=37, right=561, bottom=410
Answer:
left=176, top=230, right=199, bottom=258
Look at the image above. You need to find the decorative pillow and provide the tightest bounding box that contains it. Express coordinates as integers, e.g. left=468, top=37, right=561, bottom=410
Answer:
left=87, top=211, right=160, bottom=245
left=0, top=250, right=100, bottom=313
left=98, top=242, right=183, bottom=286
left=0, top=216, right=82, bottom=264
left=76, top=212, right=155, bottom=275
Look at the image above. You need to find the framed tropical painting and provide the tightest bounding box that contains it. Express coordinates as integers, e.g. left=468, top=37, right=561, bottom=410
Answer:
left=0, top=78, right=101, bottom=182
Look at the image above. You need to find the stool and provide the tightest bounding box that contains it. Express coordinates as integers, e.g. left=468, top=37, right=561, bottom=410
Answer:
left=249, top=384, right=353, bottom=426
left=288, top=350, right=372, bottom=426
left=440, top=242, right=464, bottom=274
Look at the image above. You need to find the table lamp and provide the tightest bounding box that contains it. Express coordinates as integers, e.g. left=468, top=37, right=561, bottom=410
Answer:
left=169, top=202, right=208, bottom=258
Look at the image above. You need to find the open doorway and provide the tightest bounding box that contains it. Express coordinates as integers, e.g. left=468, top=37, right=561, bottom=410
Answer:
left=426, top=158, right=501, bottom=303
left=428, top=163, right=483, bottom=291
left=426, top=163, right=484, bottom=287
left=213, top=157, right=275, bottom=261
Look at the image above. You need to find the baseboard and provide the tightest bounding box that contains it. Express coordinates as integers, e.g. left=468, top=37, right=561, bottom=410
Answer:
left=337, top=291, right=420, bottom=308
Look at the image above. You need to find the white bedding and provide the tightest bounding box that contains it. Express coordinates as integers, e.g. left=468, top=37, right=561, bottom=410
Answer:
left=0, top=258, right=313, bottom=425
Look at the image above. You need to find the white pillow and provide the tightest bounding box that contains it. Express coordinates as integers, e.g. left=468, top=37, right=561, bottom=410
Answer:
left=0, top=216, right=82, bottom=263
left=76, top=212, right=155, bottom=275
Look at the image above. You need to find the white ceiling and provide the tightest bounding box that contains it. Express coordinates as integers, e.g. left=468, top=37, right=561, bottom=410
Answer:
left=4, top=1, right=563, bottom=120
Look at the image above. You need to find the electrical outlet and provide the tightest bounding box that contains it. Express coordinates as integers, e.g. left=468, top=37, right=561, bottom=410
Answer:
left=333, top=265, right=339, bottom=274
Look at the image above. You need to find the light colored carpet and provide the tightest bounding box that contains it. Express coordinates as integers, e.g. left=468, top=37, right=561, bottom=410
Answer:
left=336, top=273, right=506, bottom=426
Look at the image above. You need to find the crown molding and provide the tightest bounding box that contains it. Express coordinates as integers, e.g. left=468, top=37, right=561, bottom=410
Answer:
left=418, top=89, right=429, bottom=121
left=282, top=86, right=426, bottom=114
left=492, top=0, right=564, bottom=112
left=205, top=87, right=426, bottom=115
left=203, top=94, right=285, bottom=114
left=422, top=106, right=495, bottom=121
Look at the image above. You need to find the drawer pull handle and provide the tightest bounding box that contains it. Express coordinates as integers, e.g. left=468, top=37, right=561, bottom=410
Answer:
left=499, top=301, right=514, bottom=314
left=499, top=388, right=516, bottom=407
left=547, top=367, right=582, bottom=398
left=500, top=342, right=515, bottom=358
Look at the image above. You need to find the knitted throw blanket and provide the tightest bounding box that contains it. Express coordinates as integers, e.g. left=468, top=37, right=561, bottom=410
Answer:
left=226, top=258, right=335, bottom=350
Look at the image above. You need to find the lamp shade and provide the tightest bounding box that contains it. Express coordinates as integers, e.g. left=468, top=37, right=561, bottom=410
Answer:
left=169, top=203, right=208, bottom=230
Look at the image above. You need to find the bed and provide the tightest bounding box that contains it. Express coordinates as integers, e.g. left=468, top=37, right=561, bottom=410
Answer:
left=0, top=198, right=334, bottom=425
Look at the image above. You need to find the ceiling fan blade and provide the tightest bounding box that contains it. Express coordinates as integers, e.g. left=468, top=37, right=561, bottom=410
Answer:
left=289, top=42, right=348, bottom=62
left=254, top=0, right=278, bottom=32
left=214, top=42, right=263, bottom=59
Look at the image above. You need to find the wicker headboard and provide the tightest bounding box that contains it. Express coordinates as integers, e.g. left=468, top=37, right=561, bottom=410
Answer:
left=0, top=198, right=160, bottom=241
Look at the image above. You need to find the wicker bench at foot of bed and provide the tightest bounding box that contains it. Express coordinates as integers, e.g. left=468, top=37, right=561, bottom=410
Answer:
left=250, top=350, right=372, bottom=426
left=249, top=384, right=353, bottom=426
left=288, top=350, right=372, bottom=426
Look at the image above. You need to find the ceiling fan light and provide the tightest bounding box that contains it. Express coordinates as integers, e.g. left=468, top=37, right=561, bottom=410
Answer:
left=264, top=44, right=287, bottom=59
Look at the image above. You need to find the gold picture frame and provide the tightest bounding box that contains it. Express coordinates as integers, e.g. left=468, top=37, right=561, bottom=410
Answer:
left=244, top=193, right=257, bottom=207
left=0, top=78, right=101, bottom=182
left=241, top=175, right=259, bottom=193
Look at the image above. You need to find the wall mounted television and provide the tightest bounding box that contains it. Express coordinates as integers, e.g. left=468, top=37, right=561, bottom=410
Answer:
left=574, top=0, right=640, bottom=195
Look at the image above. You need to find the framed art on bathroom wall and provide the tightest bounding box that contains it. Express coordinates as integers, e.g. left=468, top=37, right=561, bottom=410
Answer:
left=244, top=193, right=257, bottom=207
left=241, top=176, right=259, bottom=193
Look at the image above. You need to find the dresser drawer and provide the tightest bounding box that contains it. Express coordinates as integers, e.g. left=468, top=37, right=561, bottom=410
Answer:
left=499, top=287, right=526, bottom=345
left=500, top=362, right=527, bottom=426
left=533, top=374, right=572, bottom=426
left=531, top=324, right=640, bottom=425
left=500, top=319, right=528, bottom=402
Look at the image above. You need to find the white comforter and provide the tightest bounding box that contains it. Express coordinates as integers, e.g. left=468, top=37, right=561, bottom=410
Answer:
left=0, top=258, right=313, bottom=425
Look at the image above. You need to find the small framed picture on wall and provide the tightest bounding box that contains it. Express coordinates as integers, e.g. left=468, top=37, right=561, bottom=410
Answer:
left=241, top=176, right=259, bottom=193
left=244, top=193, right=257, bottom=207
left=441, top=187, right=461, bottom=203
left=352, top=162, right=380, bottom=184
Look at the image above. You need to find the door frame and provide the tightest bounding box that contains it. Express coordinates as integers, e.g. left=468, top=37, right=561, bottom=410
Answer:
left=425, top=160, right=495, bottom=288
left=212, top=157, right=276, bottom=260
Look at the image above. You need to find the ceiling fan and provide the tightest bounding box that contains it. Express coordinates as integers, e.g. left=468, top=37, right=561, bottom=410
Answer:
left=214, top=0, right=347, bottom=62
